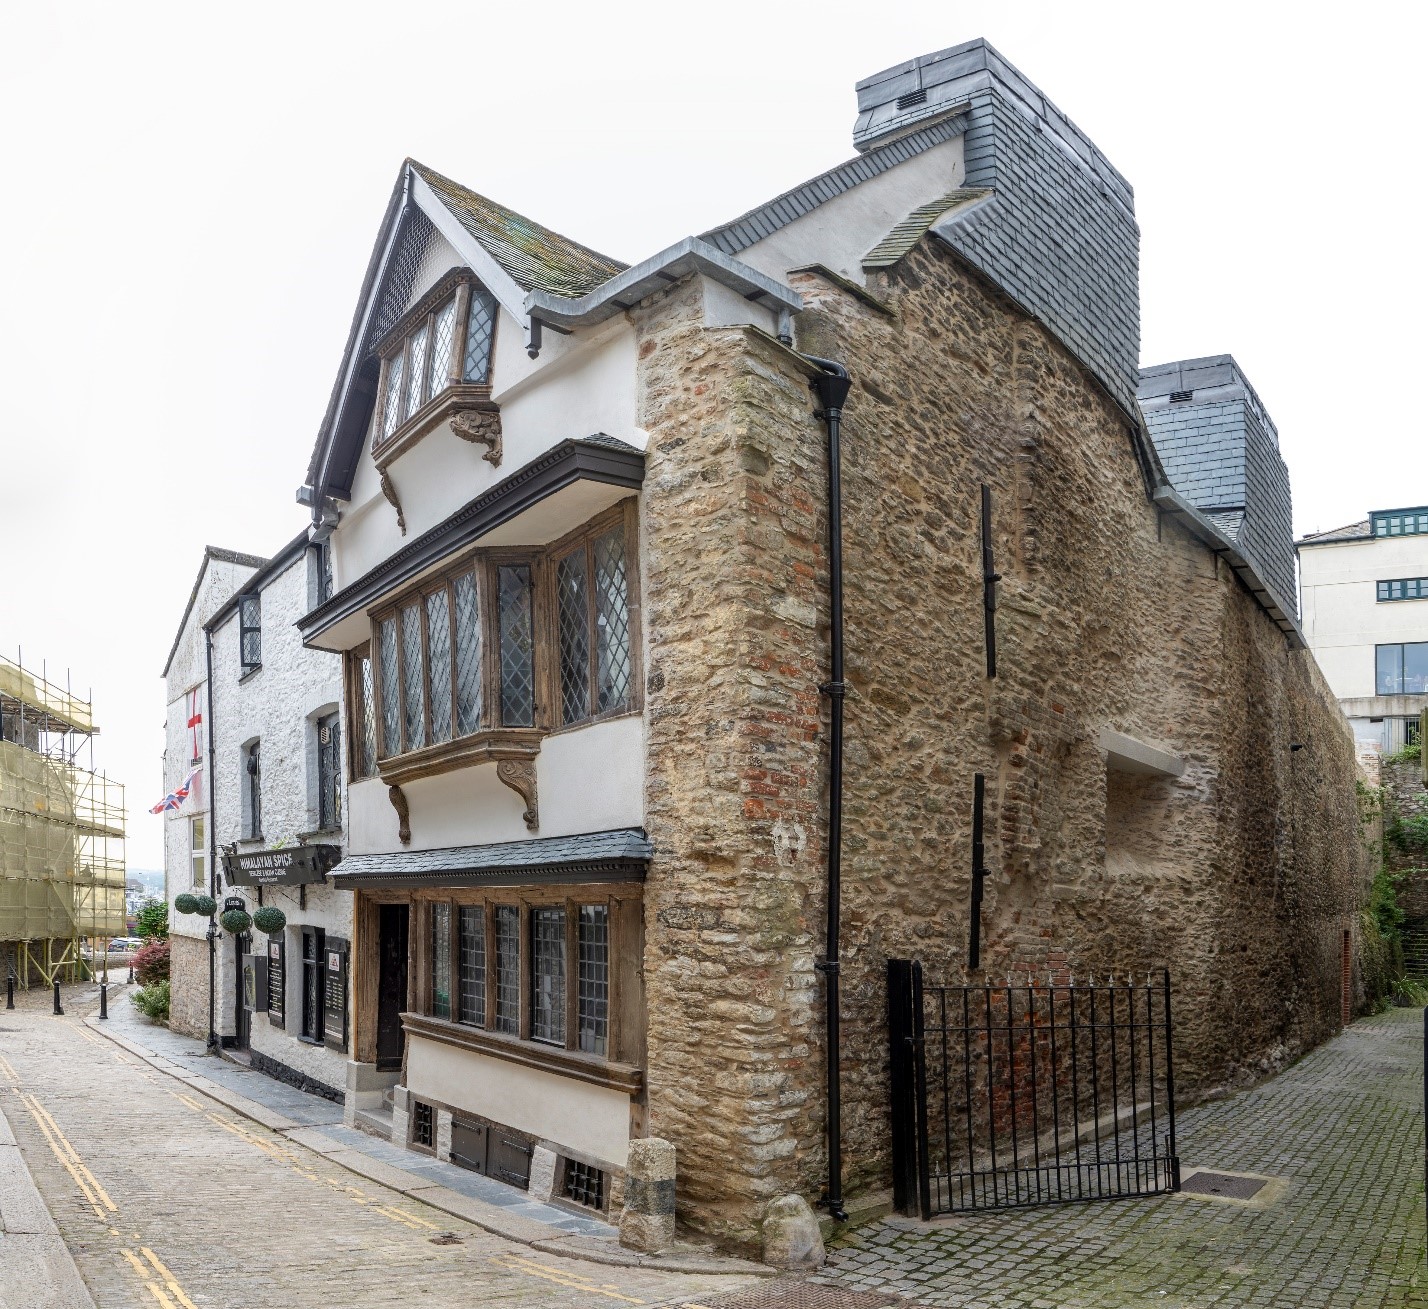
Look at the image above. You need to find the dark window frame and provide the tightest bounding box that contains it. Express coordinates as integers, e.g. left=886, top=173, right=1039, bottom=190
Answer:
left=300, top=926, right=326, bottom=1044
left=1372, top=508, right=1428, bottom=538
left=346, top=642, right=379, bottom=782
left=316, top=712, right=343, bottom=831
left=239, top=594, right=262, bottom=675
left=1377, top=578, right=1428, bottom=603
left=243, top=741, right=262, bottom=840
left=1376, top=641, right=1428, bottom=696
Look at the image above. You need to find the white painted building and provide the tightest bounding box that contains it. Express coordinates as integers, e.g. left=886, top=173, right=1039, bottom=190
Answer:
left=1299, top=506, right=1428, bottom=752
left=160, top=546, right=264, bottom=1039
left=204, top=533, right=350, bottom=1097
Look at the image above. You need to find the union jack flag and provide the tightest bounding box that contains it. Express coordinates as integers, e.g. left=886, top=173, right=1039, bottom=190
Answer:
left=151, top=767, right=201, bottom=814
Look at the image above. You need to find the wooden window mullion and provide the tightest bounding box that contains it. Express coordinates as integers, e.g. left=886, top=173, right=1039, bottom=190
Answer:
left=564, top=897, right=578, bottom=1051
left=451, top=284, right=472, bottom=387
left=484, top=896, right=496, bottom=1030
left=518, top=901, right=532, bottom=1042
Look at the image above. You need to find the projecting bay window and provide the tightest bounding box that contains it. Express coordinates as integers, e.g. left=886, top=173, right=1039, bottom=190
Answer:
left=413, top=894, right=633, bottom=1071
left=373, top=272, right=499, bottom=455
left=365, top=502, right=639, bottom=781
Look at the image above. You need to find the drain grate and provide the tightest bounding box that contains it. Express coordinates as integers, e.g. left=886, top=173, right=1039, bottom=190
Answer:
left=1181, top=1171, right=1267, bottom=1200
left=682, top=1283, right=917, bottom=1309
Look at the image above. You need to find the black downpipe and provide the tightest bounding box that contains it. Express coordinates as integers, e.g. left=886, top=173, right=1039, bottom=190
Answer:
left=204, top=630, right=220, bottom=1054
left=806, top=355, right=852, bottom=1224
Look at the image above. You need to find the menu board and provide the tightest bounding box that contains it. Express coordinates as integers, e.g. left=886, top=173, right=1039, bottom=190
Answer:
left=267, top=939, right=284, bottom=1027
left=323, top=938, right=348, bottom=1052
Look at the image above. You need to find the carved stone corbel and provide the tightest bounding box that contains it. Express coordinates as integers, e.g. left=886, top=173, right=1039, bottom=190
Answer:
left=388, top=784, right=411, bottom=844
left=496, top=759, right=538, bottom=831
left=451, top=406, right=503, bottom=467
left=379, top=468, right=407, bottom=536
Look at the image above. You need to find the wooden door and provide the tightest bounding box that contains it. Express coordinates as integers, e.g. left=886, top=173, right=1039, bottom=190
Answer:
left=376, top=904, right=409, bottom=1071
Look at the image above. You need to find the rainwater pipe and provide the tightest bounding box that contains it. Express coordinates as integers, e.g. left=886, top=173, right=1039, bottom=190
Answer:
left=805, top=354, right=852, bottom=1224
left=204, top=630, right=219, bottom=1054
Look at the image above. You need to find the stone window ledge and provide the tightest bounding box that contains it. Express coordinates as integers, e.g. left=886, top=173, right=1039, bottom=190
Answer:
left=401, top=1012, right=643, bottom=1095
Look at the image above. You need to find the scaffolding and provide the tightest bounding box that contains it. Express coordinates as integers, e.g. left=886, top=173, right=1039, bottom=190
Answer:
left=0, top=652, right=126, bottom=986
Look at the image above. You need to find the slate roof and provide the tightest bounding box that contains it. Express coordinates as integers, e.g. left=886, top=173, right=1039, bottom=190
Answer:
left=1298, top=520, right=1371, bottom=545
left=862, top=189, right=991, bottom=269
left=161, top=546, right=267, bottom=678
left=411, top=161, right=627, bottom=298
left=330, top=828, right=653, bottom=888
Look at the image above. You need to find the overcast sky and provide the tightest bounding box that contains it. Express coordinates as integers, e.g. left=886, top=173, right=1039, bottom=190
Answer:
left=2, top=1, right=1422, bottom=870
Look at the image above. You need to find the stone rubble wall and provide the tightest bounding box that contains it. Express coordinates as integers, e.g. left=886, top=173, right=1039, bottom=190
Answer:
left=168, top=931, right=210, bottom=1040
left=634, top=243, right=1371, bottom=1246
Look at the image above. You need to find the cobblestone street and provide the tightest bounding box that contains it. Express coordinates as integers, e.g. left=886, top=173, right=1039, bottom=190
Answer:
left=0, top=984, right=758, bottom=1308
left=817, top=1008, right=1428, bottom=1307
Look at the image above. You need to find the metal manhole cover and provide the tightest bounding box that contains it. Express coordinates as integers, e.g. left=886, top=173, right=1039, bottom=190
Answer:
left=681, top=1283, right=916, bottom=1309
left=1181, top=1171, right=1267, bottom=1200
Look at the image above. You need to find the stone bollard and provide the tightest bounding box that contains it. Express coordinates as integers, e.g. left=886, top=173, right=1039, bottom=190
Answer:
left=618, top=1138, right=676, bottom=1254
left=761, top=1194, right=826, bottom=1270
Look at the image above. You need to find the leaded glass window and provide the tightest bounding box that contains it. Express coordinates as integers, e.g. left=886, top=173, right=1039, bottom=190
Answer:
left=531, top=907, right=566, bottom=1045
left=558, top=548, right=591, bottom=725
left=353, top=647, right=377, bottom=778
left=378, top=619, right=400, bottom=758
left=405, top=323, right=429, bottom=418
left=426, top=590, right=453, bottom=745
left=577, top=905, right=609, bottom=1056
left=458, top=906, right=485, bottom=1026
left=428, top=298, right=457, bottom=397
left=239, top=594, right=262, bottom=674
left=454, top=571, right=483, bottom=735
left=464, top=287, right=497, bottom=383
left=401, top=603, right=426, bottom=750
left=594, top=528, right=632, bottom=714
left=494, top=905, right=519, bottom=1034
left=431, top=902, right=451, bottom=1020
left=498, top=565, right=535, bottom=728
left=381, top=352, right=405, bottom=440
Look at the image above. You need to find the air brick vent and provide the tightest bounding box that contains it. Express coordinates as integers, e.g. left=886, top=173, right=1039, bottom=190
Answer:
left=1169, top=389, right=1194, bottom=403
left=896, top=90, right=927, bottom=111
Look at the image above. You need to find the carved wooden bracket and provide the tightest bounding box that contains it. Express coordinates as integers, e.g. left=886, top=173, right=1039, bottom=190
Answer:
left=387, top=784, right=411, bottom=844
left=451, top=406, right=503, bottom=467
left=379, top=468, right=407, bottom=536
left=496, top=759, right=538, bottom=831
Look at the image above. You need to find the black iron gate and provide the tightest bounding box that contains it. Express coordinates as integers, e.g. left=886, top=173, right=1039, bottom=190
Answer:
left=889, top=960, right=1180, bottom=1216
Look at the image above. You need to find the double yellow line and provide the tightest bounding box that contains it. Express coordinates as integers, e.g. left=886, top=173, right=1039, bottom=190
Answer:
left=489, top=1252, right=649, bottom=1303
left=119, top=1247, right=199, bottom=1309
left=17, top=1092, right=116, bottom=1220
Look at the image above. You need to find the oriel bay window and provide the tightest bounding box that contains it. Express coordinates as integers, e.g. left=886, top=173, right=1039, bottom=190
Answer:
left=363, top=502, right=639, bottom=774
left=419, top=892, right=634, bottom=1066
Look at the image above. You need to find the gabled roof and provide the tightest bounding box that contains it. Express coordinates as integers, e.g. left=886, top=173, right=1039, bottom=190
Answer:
left=1298, top=520, right=1371, bottom=546
left=204, top=531, right=311, bottom=633
left=161, top=547, right=266, bottom=679
left=411, top=162, right=627, bottom=299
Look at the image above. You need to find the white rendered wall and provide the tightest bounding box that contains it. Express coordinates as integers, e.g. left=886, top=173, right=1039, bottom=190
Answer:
left=732, top=137, right=965, bottom=282
left=1300, top=535, right=1428, bottom=700
left=405, top=1033, right=631, bottom=1167
left=348, top=714, right=645, bottom=855
left=208, top=547, right=351, bottom=1082
left=162, top=556, right=259, bottom=944
left=332, top=314, right=638, bottom=591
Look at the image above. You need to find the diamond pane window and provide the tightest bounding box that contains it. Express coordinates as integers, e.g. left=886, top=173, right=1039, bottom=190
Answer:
left=578, top=905, right=609, bottom=1056
left=401, top=603, right=426, bottom=750
left=382, top=352, right=405, bottom=440
left=428, top=297, right=457, bottom=398
left=494, top=905, right=519, bottom=1034
left=464, top=287, right=497, bottom=383
left=405, top=323, right=429, bottom=417
left=454, top=572, right=483, bottom=735
left=426, top=590, right=453, bottom=745
left=458, top=906, right=485, bottom=1026
left=594, top=529, right=632, bottom=713
left=558, top=548, right=591, bottom=725
left=531, top=907, right=566, bottom=1045
left=356, top=650, right=377, bottom=778
left=378, top=619, right=400, bottom=758
left=498, top=565, right=535, bottom=728
left=431, top=902, right=451, bottom=1020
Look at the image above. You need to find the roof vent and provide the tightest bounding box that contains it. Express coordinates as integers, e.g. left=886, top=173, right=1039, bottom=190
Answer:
left=1169, top=389, right=1194, bottom=403
left=896, top=90, right=927, bottom=111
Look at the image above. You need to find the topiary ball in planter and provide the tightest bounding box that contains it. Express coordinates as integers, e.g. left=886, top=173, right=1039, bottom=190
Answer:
left=174, top=893, right=199, bottom=915
left=194, top=895, right=217, bottom=917
left=220, top=908, right=252, bottom=935
left=252, top=907, right=286, bottom=937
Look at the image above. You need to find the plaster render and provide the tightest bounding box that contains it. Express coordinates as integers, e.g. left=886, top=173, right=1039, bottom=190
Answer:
left=405, top=1033, right=632, bottom=1166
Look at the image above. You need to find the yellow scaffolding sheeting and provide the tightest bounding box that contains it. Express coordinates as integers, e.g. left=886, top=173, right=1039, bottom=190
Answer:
left=0, top=654, right=125, bottom=985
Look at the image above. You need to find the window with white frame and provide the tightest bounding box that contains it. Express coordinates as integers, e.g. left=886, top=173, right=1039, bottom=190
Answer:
left=189, top=814, right=206, bottom=887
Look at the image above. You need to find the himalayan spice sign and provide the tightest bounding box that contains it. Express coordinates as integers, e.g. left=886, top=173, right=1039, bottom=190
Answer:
left=223, top=844, right=339, bottom=888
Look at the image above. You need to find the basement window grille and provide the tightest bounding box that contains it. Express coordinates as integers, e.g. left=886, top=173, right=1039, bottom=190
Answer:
left=563, top=1160, right=605, bottom=1210
left=412, top=1101, right=434, bottom=1150
left=1169, top=389, right=1194, bottom=403
left=897, top=89, right=927, bottom=110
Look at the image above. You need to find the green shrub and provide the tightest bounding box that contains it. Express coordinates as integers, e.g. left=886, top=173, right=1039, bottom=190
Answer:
left=219, top=908, right=252, bottom=935
left=194, top=895, right=217, bottom=917
left=174, top=893, right=199, bottom=915
left=1385, top=741, right=1422, bottom=766
left=1387, top=813, right=1428, bottom=857
left=135, top=898, right=169, bottom=941
left=1392, top=975, right=1428, bottom=1008
left=130, top=980, right=170, bottom=1024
